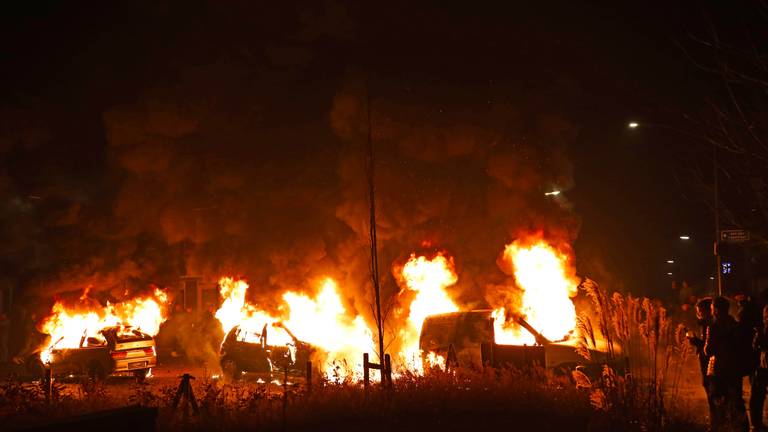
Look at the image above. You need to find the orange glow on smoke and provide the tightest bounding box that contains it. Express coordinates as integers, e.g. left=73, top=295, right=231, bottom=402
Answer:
left=396, top=253, right=459, bottom=372
left=38, top=288, right=169, bottom=363
left=493, top=239, right=578, bottom=345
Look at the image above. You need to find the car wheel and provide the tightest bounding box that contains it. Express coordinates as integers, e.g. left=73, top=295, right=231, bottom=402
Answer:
left=222, top=358, right=240, bottom=381
left=87, top=361, right=106, bottom=382
left=133, top=368, right=150, bottom=382
left=26, top=356, right=45, bottom=380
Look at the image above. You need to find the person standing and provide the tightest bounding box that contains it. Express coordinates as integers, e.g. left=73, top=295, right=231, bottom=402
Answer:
left=750, top=305, right=768, bottom=431
left=705, top=296, right=749, bottom=431
left=688, top=298, right=715, bottom=427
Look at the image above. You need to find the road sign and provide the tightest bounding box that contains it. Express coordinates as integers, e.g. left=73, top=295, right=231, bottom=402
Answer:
left=720, top=229, right=750, bottom=243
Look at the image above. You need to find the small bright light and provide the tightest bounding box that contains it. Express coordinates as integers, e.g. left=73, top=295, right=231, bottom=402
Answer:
left=710, top=277, right=715, bottom=280
left=628, top=122, right=639, bottom=129
left=666, top=260, right=674, bottom=264
left=667, top=272, right=673, bottom=276
left=679, top=236, right=690, bottom=240
left=545, top=190, right=561, bottom=196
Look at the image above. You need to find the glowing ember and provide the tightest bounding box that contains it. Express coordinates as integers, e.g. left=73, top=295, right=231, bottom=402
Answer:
left=425, top=351, right=446, bottom=370
left=214, top=276, right=374, bottom=380
left=493, top=239, right=578, bottom=345
left=38, top=288, right=169, bottom=364
left=396, top=253, right=459, bottom=371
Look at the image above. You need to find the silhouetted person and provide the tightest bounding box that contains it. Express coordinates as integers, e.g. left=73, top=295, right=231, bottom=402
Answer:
left=735, top=294, right=765, bottom=430
left=750, top=305, right=768, bottom=431
left=736, top=295, right=761, bottom=377
left=705, top=296, right=748, bottom=431
left=688, top=298, right=715, bottom=427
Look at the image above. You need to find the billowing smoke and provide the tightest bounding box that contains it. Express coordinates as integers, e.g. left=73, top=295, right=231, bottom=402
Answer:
left=0, top=2, right=582, bottom=359
left=329, top=78, right=580, bottom=349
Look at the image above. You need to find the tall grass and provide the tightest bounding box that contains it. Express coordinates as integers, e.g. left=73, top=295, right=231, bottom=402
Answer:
left=575, top=279, right=695, bottom=430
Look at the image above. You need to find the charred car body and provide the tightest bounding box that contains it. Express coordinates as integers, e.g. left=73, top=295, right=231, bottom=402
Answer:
left=420, top=310, right=615, bottom=374
left=219, top=322, right=315, bottom=380
left=36, top=326, right=157, bottom=380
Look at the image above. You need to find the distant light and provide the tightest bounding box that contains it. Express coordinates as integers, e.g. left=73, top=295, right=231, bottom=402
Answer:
left=722, top=262, right=732, bottom=275
left=710, top=276, right=715, bottom=280
left=667, top=272, right=673, bottom=276
left=679, top=236, right=690, bottom=240
left=666, top=260, right=674, bottom=264
left=628, top=122, right=639, bottom=129
left=545, top=190, right=561, bottom=196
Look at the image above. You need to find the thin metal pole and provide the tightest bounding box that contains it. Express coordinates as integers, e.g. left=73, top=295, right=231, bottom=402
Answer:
left=366, top=83, right=385, bottom=365
left=713, top=143, right=722, bottom=296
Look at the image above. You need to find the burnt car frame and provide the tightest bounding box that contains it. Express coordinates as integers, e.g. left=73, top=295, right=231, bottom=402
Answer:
left=34, top=326, right=157, bottom=381
left=219, top=322, right=315, bottom=380
left=420, top=310, right=619, bottom=375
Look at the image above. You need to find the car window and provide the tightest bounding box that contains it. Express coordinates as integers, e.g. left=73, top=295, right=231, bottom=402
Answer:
left=84, top=334, right=107, bottom=347
left=235, top=328, right=262, bottom=344
left=267, top=326, right=293, bottom=346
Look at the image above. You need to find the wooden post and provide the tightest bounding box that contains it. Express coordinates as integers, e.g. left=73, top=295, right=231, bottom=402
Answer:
left=363, top=353, right=370, bottom=390
left=282, top=366, right=289, bottom=430
left=44, top=367, right=53, bottom=404
left=384, top=353, right=392, bottom=387
left=306, top=361, right=312, bottom=394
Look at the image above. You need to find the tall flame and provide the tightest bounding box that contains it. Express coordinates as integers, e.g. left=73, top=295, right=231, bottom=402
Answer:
left=396, top=253, right=459, bottom=371
left=38, top=288, right=169, bottom=363
left=214, top=277, right=374, bottom=379
left=493, top=239, right=578, bottom=345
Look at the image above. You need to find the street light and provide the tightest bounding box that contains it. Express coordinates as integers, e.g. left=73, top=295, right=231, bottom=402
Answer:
left=624, top=118, right=722, bottom=295
left=667, top=272, right=673, bottom=276
left=544, top=190, right=561, bottom=196
left=679, top=235, right=691, bottom=240
left=666, top=259, right=675, bottom=264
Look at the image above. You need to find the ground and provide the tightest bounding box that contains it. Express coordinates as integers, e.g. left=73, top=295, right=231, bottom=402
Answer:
left=0, top=355, right=716, bottom=431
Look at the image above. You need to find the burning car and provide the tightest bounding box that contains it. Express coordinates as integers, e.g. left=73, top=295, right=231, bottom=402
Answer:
left=219, top=322, right=316, bottom=380
left=37, top=326, right=157, bottom=380
left=420, top=310, right=613, bottom=374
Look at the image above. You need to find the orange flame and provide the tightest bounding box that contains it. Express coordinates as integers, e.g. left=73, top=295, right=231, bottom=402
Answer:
left=493, top=239, right=578, bottom=345
left=38, top=288, right=169, bottom=363
left=396, top=253, right=459, bottom=372
left=214, top=276, right=374, bottom=379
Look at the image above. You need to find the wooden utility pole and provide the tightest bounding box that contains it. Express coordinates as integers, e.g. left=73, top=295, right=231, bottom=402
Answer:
left=366, top=84, right=385, bottom=365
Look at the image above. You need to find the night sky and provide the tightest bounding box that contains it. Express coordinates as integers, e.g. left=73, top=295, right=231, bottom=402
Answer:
left=0, top=1, right=763, bottom=312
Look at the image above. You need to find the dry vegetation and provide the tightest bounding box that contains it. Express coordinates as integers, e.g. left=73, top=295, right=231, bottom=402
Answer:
left=0, top=285, right=707, bottom=431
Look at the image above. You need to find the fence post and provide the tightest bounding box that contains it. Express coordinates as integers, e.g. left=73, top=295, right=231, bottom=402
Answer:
left=282, top=366, right=289, bottom=430
left=384, top=354, right=392, bottom=387
left=44, top=367, right=53, bottom=404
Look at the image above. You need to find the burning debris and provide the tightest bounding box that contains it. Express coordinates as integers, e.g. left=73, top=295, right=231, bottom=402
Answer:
left=30, top=236, right=585, bottom=381
left=214, top=276, right=374, bottom=380
left=37, top=288, right=169, bottom=364
left=394, top=253, right=460, bottom=372
left=492, top=236, right=579, bottom=345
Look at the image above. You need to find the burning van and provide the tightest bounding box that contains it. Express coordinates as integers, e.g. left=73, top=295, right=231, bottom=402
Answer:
left=420, top=310, right=612, bottom=374
left=219, top=322, right=316, bottom=380
left=37, top=326, right=157, bottom=380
